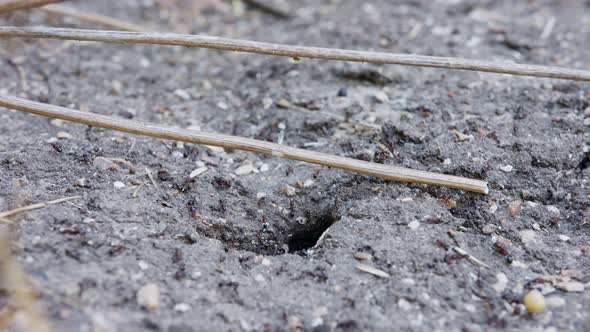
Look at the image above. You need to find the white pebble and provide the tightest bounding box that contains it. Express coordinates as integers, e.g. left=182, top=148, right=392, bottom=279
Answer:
left=303, top=180, right=315, bottom=188
left=50, top=119, right=64, bottom=127
left=173, top=89, right=191, bottom=101
left=217, top=101, right=228, bottom=110
left=492, top=272, right=508, bottom=293
left=259, top=163, right=269, bottom=172
left=398, top=298, right=412, bottom=311
left=545, top=297, right=565, bottom=308
left=519, top=230, right=536, bottom=244
left=138, top=261, right=149, bottom=270
left=137, top=283, right=159, bottom=311
left=113, top=181, right=125, bottom=189
left=558, top=234, right=570, bottom=242
left=407, top=220, right=420, bottom=230
left=189, top=167, right=208, bottom=178
left=174, top=303, right=191, bottom=312
left=235, top=164, right=255, bottom=175
left=500, top=165, right=514, bottom=173
left=283, top=185, right=297, bottom=197
left=262, top=97, right=273, bottom=110
left=489, top=203, right=498, bottom=214
left=546, top=206, right=560, bottom=215
left=373, top=91, right=389, bottom=103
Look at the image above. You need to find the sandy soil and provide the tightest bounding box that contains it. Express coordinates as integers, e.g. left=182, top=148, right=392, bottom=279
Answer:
left=0, top=0, right=589, bottom=331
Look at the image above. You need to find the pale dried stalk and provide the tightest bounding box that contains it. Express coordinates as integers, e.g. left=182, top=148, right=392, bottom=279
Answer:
left=0, top=96, right=489, bottom=194
left=0, top=196, right=80, bottom=219
left=40, top=4, right=148, bottom=32
left=0, top=233, right=53, bottom=332
left=0, top=26, right=589, bottom=81
left=0, top=0, right=62, bottom=14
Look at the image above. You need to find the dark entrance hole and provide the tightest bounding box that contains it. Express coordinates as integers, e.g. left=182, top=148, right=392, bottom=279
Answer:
left=287, top=213, right=341, bottom=253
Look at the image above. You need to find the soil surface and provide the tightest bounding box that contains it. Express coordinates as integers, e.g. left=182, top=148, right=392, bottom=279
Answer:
left=1, top=0, right=590, bottom=331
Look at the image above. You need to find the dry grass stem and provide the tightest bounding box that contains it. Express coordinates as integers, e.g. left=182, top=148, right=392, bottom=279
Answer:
left=0, top=0, right=62, bottom=14
left=0, top=95, right=490, bottom=194
left=0, top=233, right=53, bottom=332
left=0, top=196, right=81, bottom=220
left=0, top=26, right=589, bottom=81
left=40, top=4, right=148, bottom=31
left=356, top=263, right=390, bottom=278
left=452, top=246, right=491, bottom=269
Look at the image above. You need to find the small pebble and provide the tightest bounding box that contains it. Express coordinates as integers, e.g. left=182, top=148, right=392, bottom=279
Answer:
left=558, top=234, right=570, bottom=242
left=137, top=283, right=160, bottom=311
left=489, top=203, right=498, bottom=214
left=520, top=230, right=536, bottom=244
left=373, top=91, right=389, bottom=103
left=353, top=252, right=372, bottom=261
left=259, top=163, right=269, bottom=172
left=174, top=303, right=191, bottom=312
left=50, top=119, right=64, bottom=127
left=111, top=80, right=123, bottom=95
left=555, top=280, right=584, bottom=292
left=337, top=87, right=348, bottom=97
left=523, top=289, right=545, bottom=314
left=283, top=185, right=297, bottom=197
left=138, top=261, right=149, bottom=270
left=262, top=97, right=273, bottom=110
left=400, top=197, right=414, bottom=203
left=189, top=167, right=208, bottom=178
left=75, top=178, right=88, bottom=187
left=481, top=224, right=496, bottom=235
left=235, top=164, right=255, bottom=175
left=57, top=131, right=72, bottom=139
left=407, top=220, right=420, bottom=230
left=173, top=89, right=191, bottom=101
left=93, top=157, right=119, bottom=172
left=256, top=192, right=266, bottom=199
left=217, top=101, right=228, bottom=110
left=546, top=206, right=560, bottom=215
left=532, top=223, right=541, bottom=231
left=302, top=180, right=315, bottom=188
left=500, top=165, right=514, bottom=173
left=398, top=298, right=412, bottom=311
left=492, top=272, right=508, bottom=293
left=508, top=200, right=522, bottom=217
left=113, top=181, right=125, bottom=189
left=545, top=297, right=565, bottom=308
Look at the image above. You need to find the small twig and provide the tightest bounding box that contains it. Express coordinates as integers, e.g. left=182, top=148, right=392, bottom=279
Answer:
left=40, top=4, right=148, bottom=32
left=0, top=96, right=490, bottom=194
left=452, top=246, right=490, bottom=269
left=0, top=0, right=63, bottom=14
left=356, top=263, right=390, bottom=278
left=145, top=168, right=158, bottom=189
left=0, top=26, right=589, bottom=81
left=242, top=0, right=290, bottom=19
left=0, top=196, right=80, bottom=219
left=540, top=16, right=556, bottom=40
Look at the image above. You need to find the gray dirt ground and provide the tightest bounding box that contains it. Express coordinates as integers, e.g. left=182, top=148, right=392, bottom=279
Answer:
left=1, top=0, right=590, bottom=331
